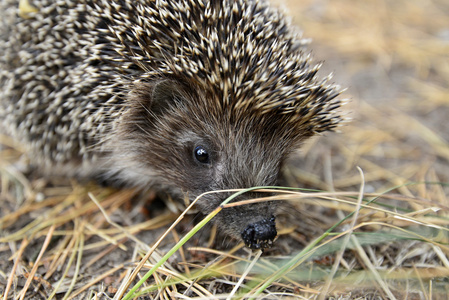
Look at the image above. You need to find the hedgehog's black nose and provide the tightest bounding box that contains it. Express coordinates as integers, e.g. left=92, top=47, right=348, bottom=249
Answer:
left=241, top=216, right=277, bottom=250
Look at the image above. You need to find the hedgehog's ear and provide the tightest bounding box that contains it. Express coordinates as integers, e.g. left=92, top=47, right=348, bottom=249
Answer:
left=149, top=80, right=182, bottom=116
left=129, top=79, right=183, bottom=118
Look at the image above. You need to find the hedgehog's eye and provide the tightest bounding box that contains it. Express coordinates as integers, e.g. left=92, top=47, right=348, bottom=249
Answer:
left=194, top=146, right=210, bottom=164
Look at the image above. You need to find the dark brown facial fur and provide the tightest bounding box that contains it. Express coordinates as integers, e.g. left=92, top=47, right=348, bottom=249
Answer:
left=115, top=79, right=286, bottom=248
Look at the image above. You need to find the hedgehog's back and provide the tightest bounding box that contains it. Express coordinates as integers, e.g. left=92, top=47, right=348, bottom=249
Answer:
left=0, top=0, right=345, bottom=180
left=0, top=0, right=122, bottom=176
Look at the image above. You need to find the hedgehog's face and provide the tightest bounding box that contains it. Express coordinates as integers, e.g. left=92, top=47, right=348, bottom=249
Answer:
left=173, top=127, right=282, bottom=250
left=116, top=79, right=294, bottom=249
left=170, top=132, right=280, bottom=249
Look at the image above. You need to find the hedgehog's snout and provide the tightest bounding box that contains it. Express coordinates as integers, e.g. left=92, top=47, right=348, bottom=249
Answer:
left=241, top=216, right=277, bottom=250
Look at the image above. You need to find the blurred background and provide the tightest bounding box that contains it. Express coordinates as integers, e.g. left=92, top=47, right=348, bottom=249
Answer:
left=276, top=0, right=449, bottom=196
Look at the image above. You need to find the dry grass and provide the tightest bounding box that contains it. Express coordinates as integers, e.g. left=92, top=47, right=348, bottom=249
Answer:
left=1, top=0, right=449, bottom=299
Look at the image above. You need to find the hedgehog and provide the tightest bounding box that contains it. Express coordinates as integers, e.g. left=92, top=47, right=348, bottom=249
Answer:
left=0, top=0, right=344, bottom=250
